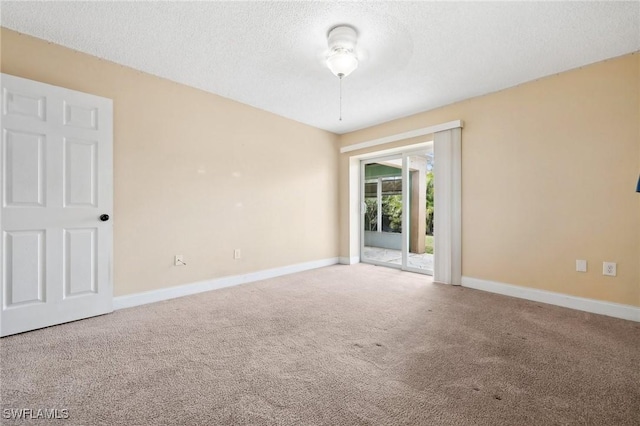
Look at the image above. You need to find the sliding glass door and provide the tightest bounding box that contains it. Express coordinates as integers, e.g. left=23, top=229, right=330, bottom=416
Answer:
left=361, top=155, right=404, bottom=268
left=403, top=152, right=434, bottom=274
left=361, top=148, right=434, bottom=275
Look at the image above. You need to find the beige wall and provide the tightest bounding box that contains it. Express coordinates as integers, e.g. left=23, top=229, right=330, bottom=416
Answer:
left=1, top=28, right=339, bottom=296
left=2, top=28, right=638, bottom=308
left=340, top=53, right=640, bottom=307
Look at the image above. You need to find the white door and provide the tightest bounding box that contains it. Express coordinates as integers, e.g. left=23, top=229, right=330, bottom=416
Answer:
left=0, top=73, right=113, bottom=337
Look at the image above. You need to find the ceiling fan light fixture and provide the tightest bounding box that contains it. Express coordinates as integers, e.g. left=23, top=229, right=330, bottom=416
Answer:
left=326, top=25, right=359, bottom=78
left=326, top=49, right=358, bottom=78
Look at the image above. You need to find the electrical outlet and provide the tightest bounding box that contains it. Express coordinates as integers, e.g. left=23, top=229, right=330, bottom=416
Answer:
left=602, top=262, right=616, bottom=277
left=576, top=260, right=587, bottom=273
left=234, top=249, right=241, bottom=259
left=174, top=255, right=186, bottom=266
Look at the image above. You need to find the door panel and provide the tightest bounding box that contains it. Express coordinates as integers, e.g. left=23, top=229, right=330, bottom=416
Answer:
left=64, top=138, right=98, bottom=207
left=361, top=149, right=434, bottom=275
left=403, top=153, right=434, bottom=274
left=4, top=230, right=46, bottom=306
left=64, top=228, right=97, bottom=297
left=4, top=90, right=46, bottom=121
left=63, top=101, right=98, bottom=130
left=4, top=130, right=46, bottom=207
left=1, top=73, right=113, bottom=336
left=361, top=157, right=404, bottom=268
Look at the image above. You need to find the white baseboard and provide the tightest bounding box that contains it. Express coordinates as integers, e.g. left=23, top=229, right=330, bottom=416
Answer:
left=114, top=257, right=340, bottom=310
left=339, top=256, right=360, bottom=265
left=461, top=276, right=640, bottom=322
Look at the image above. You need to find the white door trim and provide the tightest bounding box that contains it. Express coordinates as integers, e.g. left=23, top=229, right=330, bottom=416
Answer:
left=340, top=120, right=463, bottom=153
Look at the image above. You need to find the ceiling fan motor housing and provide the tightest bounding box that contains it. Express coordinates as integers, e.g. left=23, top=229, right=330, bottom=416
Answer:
left=328, top=25, right=358, bottom=52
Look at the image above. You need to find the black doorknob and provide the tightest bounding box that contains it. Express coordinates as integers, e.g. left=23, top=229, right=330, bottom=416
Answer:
left=100, top=214, right=110, bottom=222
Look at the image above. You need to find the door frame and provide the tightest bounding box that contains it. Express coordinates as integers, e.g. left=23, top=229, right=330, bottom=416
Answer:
left=345, top=122, right=462, bottom=284
left=359, top=147, right=434, bottom=275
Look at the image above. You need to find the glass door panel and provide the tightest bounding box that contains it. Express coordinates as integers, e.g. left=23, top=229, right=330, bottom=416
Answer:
left=361, top=148, right=433, bottom=276
left=361, top=158, right=404, bottom=268
left=403, top=152, right=434, bottom=275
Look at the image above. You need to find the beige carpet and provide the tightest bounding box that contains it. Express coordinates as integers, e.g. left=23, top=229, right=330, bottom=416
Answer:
left=1, top=264, right=639, bottom=425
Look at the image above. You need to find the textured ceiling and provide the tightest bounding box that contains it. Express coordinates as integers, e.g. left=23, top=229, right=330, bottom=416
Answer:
left=2, top=1, right=639, bottom=134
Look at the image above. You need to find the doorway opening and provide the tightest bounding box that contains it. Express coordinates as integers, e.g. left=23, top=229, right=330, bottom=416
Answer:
left=360, top=147, right=434, bottom=275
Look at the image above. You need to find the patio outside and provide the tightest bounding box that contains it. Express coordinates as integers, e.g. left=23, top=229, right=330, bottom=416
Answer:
left=363, top=245, right=433, bottom=271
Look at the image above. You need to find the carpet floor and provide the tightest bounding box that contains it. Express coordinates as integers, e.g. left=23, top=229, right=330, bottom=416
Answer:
left=1, top=264, right=639, bottom=425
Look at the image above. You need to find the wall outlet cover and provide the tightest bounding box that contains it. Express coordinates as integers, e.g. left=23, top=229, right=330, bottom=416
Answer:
left=603, top=262, right=616, bottom=277
left=576, top=260, right=587, bottom=273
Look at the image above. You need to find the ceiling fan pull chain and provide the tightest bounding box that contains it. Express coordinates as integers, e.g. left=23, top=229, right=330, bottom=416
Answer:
left=339, top=75, right=343, bottom=121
